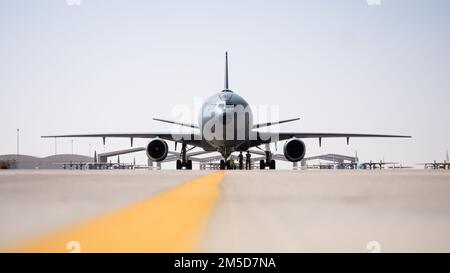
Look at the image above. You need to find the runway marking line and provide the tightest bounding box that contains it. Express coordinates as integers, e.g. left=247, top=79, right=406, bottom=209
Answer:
left=11, top=171, right=224, bottom=253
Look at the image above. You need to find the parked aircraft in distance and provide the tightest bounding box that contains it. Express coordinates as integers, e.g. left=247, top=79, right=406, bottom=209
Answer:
left=418, top=150, right=449, bottom=170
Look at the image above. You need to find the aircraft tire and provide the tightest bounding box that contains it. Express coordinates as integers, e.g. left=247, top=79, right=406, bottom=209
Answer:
left=270, top=160, right=276, bottom=169
left=260, top=160, right=265, bottom=170
left=186, top=160, right=192, bottom=170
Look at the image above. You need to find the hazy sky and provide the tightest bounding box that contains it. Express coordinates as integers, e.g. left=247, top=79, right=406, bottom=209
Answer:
left=1, top=0, right=449, bottom=167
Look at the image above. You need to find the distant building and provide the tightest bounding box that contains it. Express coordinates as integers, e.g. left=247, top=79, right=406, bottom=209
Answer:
left=0, top=154, right=93, bottom=169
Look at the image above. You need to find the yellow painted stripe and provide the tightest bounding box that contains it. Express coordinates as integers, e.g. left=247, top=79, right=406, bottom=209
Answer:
left=12, top=171, right=224, bottom=253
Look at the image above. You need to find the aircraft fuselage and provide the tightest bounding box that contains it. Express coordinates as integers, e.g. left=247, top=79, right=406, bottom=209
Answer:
left=199, top=90, right=254, bottom=159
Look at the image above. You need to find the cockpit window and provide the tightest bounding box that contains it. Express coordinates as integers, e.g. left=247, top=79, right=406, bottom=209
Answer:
left=218, top=92, right=232, bottom=102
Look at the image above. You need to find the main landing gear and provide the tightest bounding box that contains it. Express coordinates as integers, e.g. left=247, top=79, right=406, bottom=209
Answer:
left=176, top=143, right=192, bottom=170
left=259, top=148, right=276, bottom=170
left=219, top=159, right=233, bottom=170
left=260, top=159, right=276, bottom=169
left=176, top=159, right=192, bottom=170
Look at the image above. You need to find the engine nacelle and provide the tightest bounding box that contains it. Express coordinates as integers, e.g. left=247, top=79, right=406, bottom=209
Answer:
left=283, top=138, right=306, bottom=162
left=146, top=139, right=168, bottom=161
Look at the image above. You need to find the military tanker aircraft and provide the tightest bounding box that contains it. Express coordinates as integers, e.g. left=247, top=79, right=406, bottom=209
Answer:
left=43, top=52, right=410, bottom=169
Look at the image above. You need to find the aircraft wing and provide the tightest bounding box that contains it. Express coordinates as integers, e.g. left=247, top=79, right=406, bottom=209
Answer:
left=153, top=118, right=199, bottom=129
left=255, top=132, right=411, bottom=145
left=276, top=133, right=411, bottom=140
left=41, top=132, right=202, bottom=146
left=252, top=118, right=300, bottom=129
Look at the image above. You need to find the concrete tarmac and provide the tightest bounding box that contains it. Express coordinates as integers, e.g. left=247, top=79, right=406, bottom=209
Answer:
left=0, top=170, right=208, bottom=246
left=1, top=169, right=450, bottom=252
left=203, top=170, right=450, bottom=252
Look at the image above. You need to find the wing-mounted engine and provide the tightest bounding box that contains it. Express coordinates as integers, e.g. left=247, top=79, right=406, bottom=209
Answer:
left=283, top=138, right=306, bottom=162
left=146, top=139, right=169, bottom=161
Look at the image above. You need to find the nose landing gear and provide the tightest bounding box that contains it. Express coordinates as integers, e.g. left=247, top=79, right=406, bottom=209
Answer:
left=219, top=159, right=235, bottom=170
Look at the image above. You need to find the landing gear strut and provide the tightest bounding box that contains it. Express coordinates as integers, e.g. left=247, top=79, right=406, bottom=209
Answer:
left=176, top=143, right=192, bottom=170
left=259, top=146, right=276, bottom=170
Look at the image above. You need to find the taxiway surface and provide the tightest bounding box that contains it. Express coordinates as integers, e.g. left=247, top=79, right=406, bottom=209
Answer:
left=1, top=170, right=449, bottom=252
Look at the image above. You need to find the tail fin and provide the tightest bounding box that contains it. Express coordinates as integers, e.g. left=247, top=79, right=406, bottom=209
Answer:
left=445, top=150, right=449, bottom=163
left=224, top=51, right=229, bottom=90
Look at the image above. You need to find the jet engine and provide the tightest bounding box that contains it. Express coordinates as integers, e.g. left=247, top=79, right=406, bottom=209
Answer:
left=146, top=139, right=168, bottom=161
left=283, top=138, right=306, bottom=162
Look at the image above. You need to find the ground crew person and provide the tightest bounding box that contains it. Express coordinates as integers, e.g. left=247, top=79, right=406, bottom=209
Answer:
left=229, top=156, right=236, bottom=169
left=245, top=151, right=251, bottom=170
left=238, top=152, right=244, bottom=170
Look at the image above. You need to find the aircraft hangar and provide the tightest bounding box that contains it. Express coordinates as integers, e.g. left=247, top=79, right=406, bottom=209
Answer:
left=0, top=154, right=93, bottom=169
